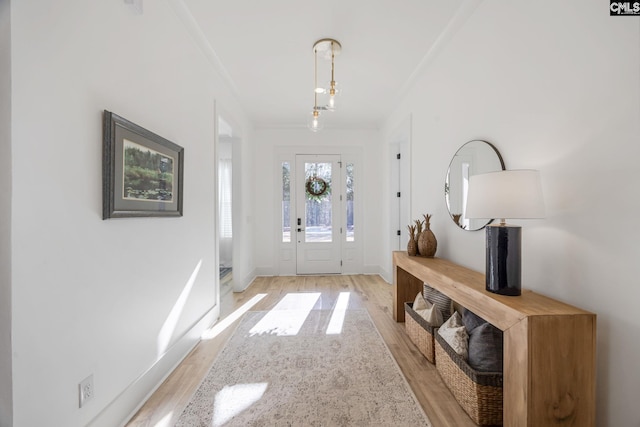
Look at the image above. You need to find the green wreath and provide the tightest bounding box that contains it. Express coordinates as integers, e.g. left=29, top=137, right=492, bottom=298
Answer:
left=306, top=176, right=329, bottom=199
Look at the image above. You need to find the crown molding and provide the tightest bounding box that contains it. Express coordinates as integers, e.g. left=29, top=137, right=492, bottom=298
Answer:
left=385, top=0, right=485, bottom=118
left=167, top=0, right=246, bottom=113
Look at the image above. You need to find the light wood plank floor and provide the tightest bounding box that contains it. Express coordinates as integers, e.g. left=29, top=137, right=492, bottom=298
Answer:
left=126, top=275, right=475, bottom=427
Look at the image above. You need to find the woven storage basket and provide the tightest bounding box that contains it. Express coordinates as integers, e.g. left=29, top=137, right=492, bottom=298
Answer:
left=434, top=332, right=503, bottom=426
left=404, top=302, right=437, bottom=363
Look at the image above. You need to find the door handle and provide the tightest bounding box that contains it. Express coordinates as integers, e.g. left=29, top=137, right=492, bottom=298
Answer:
left=297, top=228, right=303, bottom=232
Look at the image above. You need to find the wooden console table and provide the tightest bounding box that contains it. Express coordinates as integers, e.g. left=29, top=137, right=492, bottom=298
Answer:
left=393, top=251, right=596, bottom=427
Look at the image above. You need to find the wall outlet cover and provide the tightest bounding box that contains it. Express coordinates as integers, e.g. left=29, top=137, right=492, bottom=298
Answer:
left=79, top=374, right=94, bottom=408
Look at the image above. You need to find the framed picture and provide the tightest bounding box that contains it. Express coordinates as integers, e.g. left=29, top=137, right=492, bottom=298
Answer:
left=103, top=111, right=184, bottom=219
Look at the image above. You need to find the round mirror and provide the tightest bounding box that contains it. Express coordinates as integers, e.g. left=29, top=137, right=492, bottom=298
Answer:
left=445, top=140, right=505, bottom=231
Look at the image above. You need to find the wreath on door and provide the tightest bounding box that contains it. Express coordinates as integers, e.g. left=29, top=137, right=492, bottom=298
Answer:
left=306, top=176, right=329, bottom=199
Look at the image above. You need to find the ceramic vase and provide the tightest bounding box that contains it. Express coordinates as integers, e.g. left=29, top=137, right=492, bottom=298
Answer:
left=418, top=214, right=437, bottom=257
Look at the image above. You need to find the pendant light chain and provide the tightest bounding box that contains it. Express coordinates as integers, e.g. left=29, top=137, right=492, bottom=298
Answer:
left=314, top=47, right=318, bottom=116
left=330, top=41, right=336, bottom=96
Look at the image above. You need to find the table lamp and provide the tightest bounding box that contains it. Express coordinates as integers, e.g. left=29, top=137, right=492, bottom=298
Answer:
left=465, top=170, right=545, bottom=296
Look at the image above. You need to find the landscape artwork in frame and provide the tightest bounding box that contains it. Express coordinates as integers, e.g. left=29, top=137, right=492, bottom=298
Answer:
left=103, top=110, right=184, bottom=218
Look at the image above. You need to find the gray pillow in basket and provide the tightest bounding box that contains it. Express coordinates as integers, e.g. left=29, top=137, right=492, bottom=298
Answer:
left=462, top=308, right=487, bottom=333
left=423, top=283, right=452, bottom=320
left=467, top=322, right=503, bottom=372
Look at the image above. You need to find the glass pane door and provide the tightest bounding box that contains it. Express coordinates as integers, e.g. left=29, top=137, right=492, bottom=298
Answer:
left=304, top=161, right=333, bottom=243
left=295, top=155, right=342, bottom=274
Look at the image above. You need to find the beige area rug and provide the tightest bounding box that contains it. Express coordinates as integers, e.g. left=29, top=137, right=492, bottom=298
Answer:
left=176, top=309, right=431, bottom=426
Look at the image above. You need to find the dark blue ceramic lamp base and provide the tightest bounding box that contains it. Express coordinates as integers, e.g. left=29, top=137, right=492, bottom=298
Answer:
left=486, top=225, right=521, bottom=296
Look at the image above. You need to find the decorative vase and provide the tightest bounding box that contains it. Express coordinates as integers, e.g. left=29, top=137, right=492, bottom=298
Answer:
left=414, top=219, right=424, bottom=256
left=452, top=213, right=464, bottom=229
left=407, top=225, right=418, bottom=256
left=418, top=214, right=437, bottom=258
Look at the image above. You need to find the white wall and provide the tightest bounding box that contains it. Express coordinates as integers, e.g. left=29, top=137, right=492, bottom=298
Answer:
left=9, top=1, right=249, bottom=426
left=231, top=129, right=255, bottom=291
left=0, top=1, right=12, bottom=426
left=233, top=131, right=255, bottom=290
left=383, top=2, right=640, bottom=426
left=252, top=128, right=383, bottom=276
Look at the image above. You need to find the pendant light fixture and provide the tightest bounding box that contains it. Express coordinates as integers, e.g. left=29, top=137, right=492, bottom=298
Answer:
left=307, top=44, right=323, bottom=132
left=308, top=38, right=342, bottom=131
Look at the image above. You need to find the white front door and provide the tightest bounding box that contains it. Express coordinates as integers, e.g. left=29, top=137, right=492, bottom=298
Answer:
left=295, top=155, right=342, bottom=274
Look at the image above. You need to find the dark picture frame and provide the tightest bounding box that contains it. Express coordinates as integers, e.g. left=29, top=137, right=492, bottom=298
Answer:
left=103, top=111, right=184, bottom=219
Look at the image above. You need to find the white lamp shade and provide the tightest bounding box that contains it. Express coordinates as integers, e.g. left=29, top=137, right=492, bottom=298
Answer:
left=465, top=170, right=545, bottom=220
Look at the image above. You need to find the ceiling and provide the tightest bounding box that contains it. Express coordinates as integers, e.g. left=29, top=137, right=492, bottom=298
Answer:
left=180, top=0, right=470, bottom=130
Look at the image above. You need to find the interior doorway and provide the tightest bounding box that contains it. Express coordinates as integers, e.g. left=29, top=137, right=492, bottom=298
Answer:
left=217, top=116, right=234, bottom=296
left=389, top=117, right=411, bottom=251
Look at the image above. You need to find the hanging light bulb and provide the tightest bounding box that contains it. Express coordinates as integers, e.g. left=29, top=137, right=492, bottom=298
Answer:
left=327, top=84, right=341, bottom=111
left=326, top=40, right=339, bottom=112
left=308, top=108, right=323, bottom=132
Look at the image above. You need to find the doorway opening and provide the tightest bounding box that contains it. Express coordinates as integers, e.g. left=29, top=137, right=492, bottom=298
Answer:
left=276, top=147, right=362, bottom=276
left=389, top=117, right=411, bottom=251
left=218, top=116, right=234, bottom=296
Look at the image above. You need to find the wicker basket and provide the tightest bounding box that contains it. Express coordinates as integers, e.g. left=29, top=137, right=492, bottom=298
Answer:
left=434, top=332, right=503, bottom=426
left=404, top=302, right=437, bottom=363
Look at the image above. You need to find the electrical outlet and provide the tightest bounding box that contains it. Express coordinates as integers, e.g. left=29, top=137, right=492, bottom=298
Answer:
left=79, top=374, right=94, bottom=408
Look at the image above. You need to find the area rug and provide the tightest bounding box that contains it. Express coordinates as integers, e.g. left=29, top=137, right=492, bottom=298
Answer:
left=176, top=309, right=431, bottom=426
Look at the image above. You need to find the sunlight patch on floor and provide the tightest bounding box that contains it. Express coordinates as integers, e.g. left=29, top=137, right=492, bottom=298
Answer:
left=249, top=292, right=321, bottom=336
left=153, top=411, right=174, bottom=427
left=213, top=383, right=268, bottom=426
left=326, top=292, right=351, bottom=335
left=201, top=293, right=267, bottom=340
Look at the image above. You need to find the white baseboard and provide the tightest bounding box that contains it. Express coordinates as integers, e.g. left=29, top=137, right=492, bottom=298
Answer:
left=253, top=266, right=276, bottom=277
left=232, top=268, right=257, bottom=292
left=87, top=306, right=219, bottom=427
left=378, top=266, right=392, bottom=284
left=363, top=264, right=386, bottom=277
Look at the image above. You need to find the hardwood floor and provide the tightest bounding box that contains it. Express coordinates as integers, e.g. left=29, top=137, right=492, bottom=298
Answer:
left=126, top=275, right=475, bottom=427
